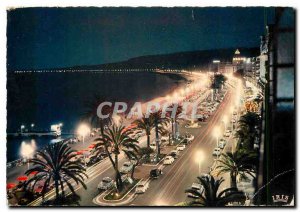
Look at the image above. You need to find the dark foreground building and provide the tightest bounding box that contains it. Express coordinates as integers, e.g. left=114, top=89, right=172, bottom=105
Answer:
left=256, top=8, right=295, bottom=206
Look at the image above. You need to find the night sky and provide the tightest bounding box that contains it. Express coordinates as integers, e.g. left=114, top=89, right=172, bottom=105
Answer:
left=7, top=7, right=275, bottom=70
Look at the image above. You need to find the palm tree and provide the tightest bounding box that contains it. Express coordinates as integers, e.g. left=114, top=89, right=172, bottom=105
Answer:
left=93, top=124, right=139, bottom=192
left=236, top=112, right=260, bottom=150
left=234, top=127, right=250, bottom=150
left=25, top=142, right=87, bottom=204
left=81, top=95, right=118, bottom=178
left=184, top=175, right=245, bottom=206
left=167, top=104, right=183, bottom=141
left=150, top=110, right=170, bottom=161
left=81, top=94, right=114, bottom=129
left=215, top=151, right=256, bottom=189
left=211, top=74, right=227, bottom=100
left=133, top=114, right=154, bottom=148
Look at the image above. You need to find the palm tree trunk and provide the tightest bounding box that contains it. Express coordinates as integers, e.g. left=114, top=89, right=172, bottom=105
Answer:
left=146, top=133, right=150, bottom=148
left=114, top=153, right=123, bottom=192
left=60, top=180, right=65, bottom=200
left=155, top=119, right=160, bottom=162
left=54, top=179, right=60, bottom=201
left=230, top=173, right=237, bottom=188
left=131, top=164, right=136, bottom=179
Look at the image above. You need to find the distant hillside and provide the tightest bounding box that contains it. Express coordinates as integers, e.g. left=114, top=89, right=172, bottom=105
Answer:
left=9, top=47, right=260, bottom=72
left=68, top=47, right=259, bottom=70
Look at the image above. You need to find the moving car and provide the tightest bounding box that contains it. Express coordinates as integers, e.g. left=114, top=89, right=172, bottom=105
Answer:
left=177, top=144, right=186, bottom=151
left=163, top=156, right=175, bottom=165
left=212, top=148, right=221, bottom=156
left=98, top=177, right=114, bottom=190
left=135, top=180, right=150, bottom=194
left=150, top=168, right=163, bottom=179
left=187, top=183, right=204, bottom=198
left=120, top=161, right=134, bottom=173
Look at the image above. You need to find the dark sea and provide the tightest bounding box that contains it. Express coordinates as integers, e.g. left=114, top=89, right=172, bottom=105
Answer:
left=7, top=71, right=186, bottom=162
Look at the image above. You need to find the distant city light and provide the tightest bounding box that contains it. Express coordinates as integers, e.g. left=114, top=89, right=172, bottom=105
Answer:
left=213, top=60, right=221, bottom=63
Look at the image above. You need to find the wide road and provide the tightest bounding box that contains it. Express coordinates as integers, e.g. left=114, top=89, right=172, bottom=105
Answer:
left=128, top=87, right=235, bottom=206
left=29, top=86, right=235, bottom=206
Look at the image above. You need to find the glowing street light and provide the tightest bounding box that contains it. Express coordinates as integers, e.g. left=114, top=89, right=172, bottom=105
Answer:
left=31, top=123, right=35, bottom=128
left=20, top=140, right=36, bottom=169
left=180, top=89, right=185, bottom=96
left=112, top=114, right=122, bottom=126
left=195, top=150, right=205, bottom=176
left=77, top=124, right=90, bottom=145
left=173, top=92, right=178, bottom=99
left=20, top=125, right=25, bottom=133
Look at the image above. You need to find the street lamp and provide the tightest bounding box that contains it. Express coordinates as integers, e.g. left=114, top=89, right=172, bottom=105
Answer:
left=214, top=126, right=220, bottom=147
left=77, top=124, right=90, bottom=145
left=31, top=123, right=35, bottom=128
left=20, top=125, right=25, bottom=133
left=195, top=150, right=205, bottom=176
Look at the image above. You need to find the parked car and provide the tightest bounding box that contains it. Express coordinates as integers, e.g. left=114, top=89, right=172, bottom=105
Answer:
left=177, top=144, right=186, bottom=151
left=87, top=156, right=102, bottom=167
left=199, top=173, right=212, bottom=180
left=224, top=130, right=231, bottom=137
left=150, top=168, right=163, bottom=179
left=97, top=177, right=114, bottom=190
left=135, top=180, right=150, bottom=194
left=120, top=161, right=134, bottom=173
left=161, top=136, right=169, bottom=143
left=218, top=141, right=226, bottom=149
left=187, top=183, right=204, bottom=198
left=219, top=138, right=227, bottom=143
left=182, top=138, right=190, bottom=145
left=163, top=156, right=175, bottom=165
left=212, top=148, right=221, bottom=156
left=186, top=134, right=195, bottom=142
left=169, top=150, right=179, bottom=159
